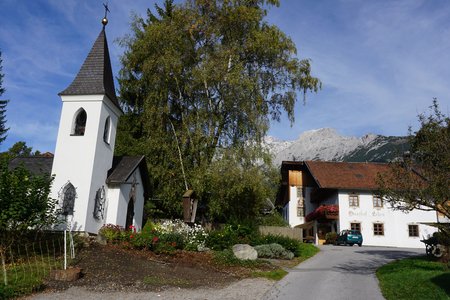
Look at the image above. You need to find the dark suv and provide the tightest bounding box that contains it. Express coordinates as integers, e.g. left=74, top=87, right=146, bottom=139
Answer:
left=335, top=230, right=363, bottom=247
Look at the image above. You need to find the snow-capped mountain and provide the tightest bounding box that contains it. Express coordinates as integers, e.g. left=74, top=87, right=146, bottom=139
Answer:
left=265, top=128, right=409, bottom=166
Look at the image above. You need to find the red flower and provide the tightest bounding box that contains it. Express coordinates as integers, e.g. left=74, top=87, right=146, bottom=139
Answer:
left=130, top=235, right=134, bottom=239
left=152, top=236, right=159, bottom=244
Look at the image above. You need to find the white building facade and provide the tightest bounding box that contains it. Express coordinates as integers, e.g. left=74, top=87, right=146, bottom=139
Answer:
left=47, top=22, right=149, bottom=234
left=278, top=161, right=439, bottom=248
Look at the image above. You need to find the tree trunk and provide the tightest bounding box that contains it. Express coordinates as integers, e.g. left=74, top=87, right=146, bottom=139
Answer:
left=1, top=248, right=7, bottom=286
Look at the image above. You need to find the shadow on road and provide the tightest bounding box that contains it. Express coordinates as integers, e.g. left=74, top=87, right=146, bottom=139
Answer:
left=354, top=249, right=423, bottom=260
left=332, top=249, right=423, bottom=275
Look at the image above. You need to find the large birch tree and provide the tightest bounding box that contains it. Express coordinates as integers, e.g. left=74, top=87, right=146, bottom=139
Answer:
left=117, top=0, right=321, bottom=219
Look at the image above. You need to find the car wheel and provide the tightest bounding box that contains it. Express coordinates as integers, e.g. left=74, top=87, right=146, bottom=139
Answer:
left=358, top=243, right=362, bottom=247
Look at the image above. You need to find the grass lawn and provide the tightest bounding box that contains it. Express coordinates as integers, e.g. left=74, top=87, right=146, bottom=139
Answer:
left=377, top=256, right=450, bottom=300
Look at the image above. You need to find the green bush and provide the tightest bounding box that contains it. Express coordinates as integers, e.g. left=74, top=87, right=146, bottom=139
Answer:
left=212, top=249, right=261, bottom=267
left=98, top=224, right=123, bottom=243
left=325, top=232, right=337, bottom=244
left=254, top=243, right=294, bottom=260
left=256, top=212, right=289, bottom=227
left=255, top=234, right=300, bottom=255
left=205, top=224, right=258, bottom=250
left=0, top=284, right=15, bottom=299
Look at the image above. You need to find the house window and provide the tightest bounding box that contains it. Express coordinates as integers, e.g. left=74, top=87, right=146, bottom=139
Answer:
left=351, top=222, right=361, bottom=232
left=349, top=194, right=359, bottom=207
left=373, top=195, right=383, bottom=208
left=296, top=187, right=303, bottom=198
left=408, top=225, right=419, bottom=237
left=103, top=116, right=110, bottom=144
left=297, top=203, right=305, bottom=217
left=374, top=223, right=384, bottom=236
left=297, top=187, right=304, bottom=217
left=72, top=109, right=87, bottom=136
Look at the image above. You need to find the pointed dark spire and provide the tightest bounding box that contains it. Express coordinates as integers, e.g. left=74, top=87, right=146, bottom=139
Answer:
left=59, top=28, right=121, bottom=112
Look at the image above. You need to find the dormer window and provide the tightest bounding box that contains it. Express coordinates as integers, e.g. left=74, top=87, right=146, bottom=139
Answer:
left=103, top=116, right=110, bottom=144
left=72, top=108, right=87, bottom=136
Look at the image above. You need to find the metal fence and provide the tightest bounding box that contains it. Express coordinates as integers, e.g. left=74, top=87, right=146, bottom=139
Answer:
left=259, top=226, right=303, bottom=241
left=0, top=231, right=75, bottom=296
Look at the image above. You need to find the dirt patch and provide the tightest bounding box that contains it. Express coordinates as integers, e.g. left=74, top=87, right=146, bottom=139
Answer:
left=42, top=244, right=268, bottom=293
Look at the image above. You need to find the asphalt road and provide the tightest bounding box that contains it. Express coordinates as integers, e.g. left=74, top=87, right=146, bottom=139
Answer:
left=262, top=245, right=424, bottom=300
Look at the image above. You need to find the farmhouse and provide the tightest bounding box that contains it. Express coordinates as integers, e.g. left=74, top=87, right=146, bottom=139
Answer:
left=10, top=19, right=149, bottom=234
left=277, top=160, right=440, bottom=248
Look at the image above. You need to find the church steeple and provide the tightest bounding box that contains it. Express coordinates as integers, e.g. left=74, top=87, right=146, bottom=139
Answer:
left=59, top=25, right=121, bottom=112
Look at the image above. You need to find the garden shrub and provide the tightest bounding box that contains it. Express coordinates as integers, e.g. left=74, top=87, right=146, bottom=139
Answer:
left=256, top=234, right=300, bottom=255
left=325, top=232, right=337, bottom=244
left=0, top=284, right=15, bottom=299
left=254, top=243, right=294, bottom=260
left=212, top=249, right=261, bottom=267
left=256, top=212, right=289, bottom=227
left=205, top=224, right=258, bottom=250
left=98, top=224, right=123, bottom=243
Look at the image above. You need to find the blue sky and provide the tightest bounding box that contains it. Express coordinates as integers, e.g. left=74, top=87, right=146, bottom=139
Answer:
left=1, top=0, right=449, bottom=152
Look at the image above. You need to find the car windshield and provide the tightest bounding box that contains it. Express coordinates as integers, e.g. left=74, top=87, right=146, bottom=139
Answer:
left=349, top=230, right=361, bottom=235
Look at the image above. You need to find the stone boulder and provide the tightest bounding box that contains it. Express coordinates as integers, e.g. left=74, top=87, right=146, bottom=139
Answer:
left=232, top=244, right=258, bottom=260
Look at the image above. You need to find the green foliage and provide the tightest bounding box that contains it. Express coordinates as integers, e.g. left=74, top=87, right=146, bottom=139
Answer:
left=98, top=224, right=124, bottom=243
left=254, top=243, right=294, bottom=260
left=116, top=0, right=320, bottom=219
left=0, top=161, right=58, bottom=251
left=255, top=234, right=300, bottom=255
left=256, top=212, right=289, bottom=227
left=377, top=256, right=450, bottom=300
left=212, top=249, right=261, bottom=268
left=324, top=232, right=337, bottom=245
left=205, top=223, right=258, bottom=250
left=378, top=99, right=450, bottom=220
left=0, top=141, right=37, bottom=161
left=295, top=243, right=319, bottom=259
left=0, top=284, right=15, bottom=299
left=252, top=269, right=288, bottom=281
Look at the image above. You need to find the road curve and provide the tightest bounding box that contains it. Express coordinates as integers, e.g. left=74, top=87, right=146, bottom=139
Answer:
left=262, top=245, right=423, bottom=300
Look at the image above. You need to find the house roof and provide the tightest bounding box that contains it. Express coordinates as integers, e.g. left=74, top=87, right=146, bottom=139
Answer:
left=59, top=28, right=121, bottom=112
left=107, top=155, right=150, bottom=197
left=9, top=155, right=150, bottom=197
left=304, top=160, right=391, bottom=190
left=8, top=156, right=54, bottom=177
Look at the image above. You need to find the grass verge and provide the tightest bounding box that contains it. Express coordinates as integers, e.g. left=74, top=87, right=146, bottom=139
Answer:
left=143, top=275, right=192, bottom=287
left=251, top=269, right=288, bottom=280
left=377, top=256, right=450, bottom=300
left=1, top=258, right=64, bottom=299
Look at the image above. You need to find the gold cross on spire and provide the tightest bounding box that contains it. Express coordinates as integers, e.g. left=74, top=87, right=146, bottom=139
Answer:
left=102, top=2, right=110, bottom=27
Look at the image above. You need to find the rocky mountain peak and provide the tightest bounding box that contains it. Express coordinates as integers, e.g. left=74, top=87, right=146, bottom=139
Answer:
left=265, top=128, right=408, bottom=166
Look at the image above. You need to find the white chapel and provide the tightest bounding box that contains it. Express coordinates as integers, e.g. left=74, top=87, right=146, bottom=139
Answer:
left=11, top=18, right=149, bottom=234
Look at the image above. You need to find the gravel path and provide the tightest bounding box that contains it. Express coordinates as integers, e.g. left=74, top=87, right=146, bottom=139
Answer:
left=30, top=278, right=275, bottom=300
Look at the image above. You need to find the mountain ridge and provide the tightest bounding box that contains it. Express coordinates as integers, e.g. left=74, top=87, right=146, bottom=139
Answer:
left=265, top=128, right=409, bottom=166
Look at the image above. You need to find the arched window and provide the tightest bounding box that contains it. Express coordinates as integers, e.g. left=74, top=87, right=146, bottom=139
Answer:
left=61, top=182, right=76, bottom=216
left=103, top=116, right=110, bottom=144
left=73, top=109, right=87, bottom=136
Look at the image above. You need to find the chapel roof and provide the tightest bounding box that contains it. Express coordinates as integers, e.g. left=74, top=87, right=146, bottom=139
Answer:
left=59, top=27, right=121, bottom=112
left=107, top=155, right=150, bottom=197
left=304, top=160, right=391, bottom=190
